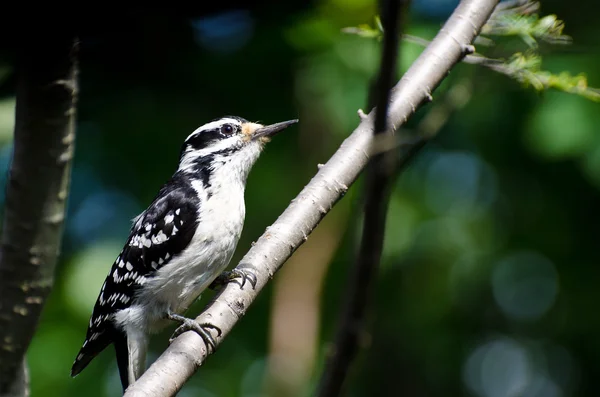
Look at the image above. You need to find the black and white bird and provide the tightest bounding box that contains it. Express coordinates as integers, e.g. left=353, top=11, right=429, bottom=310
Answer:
left=70, top=116, right=297, bottom=391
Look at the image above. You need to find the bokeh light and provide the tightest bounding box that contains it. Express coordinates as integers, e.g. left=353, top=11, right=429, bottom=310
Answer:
left=492, top=251, right=559, bottom=322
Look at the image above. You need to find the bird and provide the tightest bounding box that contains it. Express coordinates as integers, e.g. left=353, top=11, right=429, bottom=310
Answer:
left=70, top=116, right=298, bottom=392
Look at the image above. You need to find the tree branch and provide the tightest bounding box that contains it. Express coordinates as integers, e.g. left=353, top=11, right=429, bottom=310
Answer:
left=124, top=0, right=498, bottom=395
left=0, top=33, right=78, bottom=396
left=315, top=0, right=404, bottom=395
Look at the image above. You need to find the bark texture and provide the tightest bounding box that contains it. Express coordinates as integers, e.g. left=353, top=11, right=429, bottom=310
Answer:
left=0, top=33, right=78, bottom=396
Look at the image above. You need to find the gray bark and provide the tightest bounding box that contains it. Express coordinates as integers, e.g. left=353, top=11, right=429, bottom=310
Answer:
left=0, top=35, right=78, bottom=396
left=124, top=0, right=499, bottom=395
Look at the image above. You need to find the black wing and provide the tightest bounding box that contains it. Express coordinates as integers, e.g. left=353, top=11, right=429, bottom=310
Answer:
left=71, top=180, right=199, bottom=376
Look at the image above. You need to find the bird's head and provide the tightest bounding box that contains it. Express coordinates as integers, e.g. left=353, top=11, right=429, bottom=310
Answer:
left=177, top=116, right=297, bottom=180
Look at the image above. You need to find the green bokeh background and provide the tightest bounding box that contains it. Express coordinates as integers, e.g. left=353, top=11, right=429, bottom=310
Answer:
left=1, top=0, right=599, bottom=396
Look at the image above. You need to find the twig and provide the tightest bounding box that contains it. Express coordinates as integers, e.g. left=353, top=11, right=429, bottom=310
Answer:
left=123, top=0, right=499, bottom=395
left=0, top=32, right=78, bottom=396
left=315, top=0, right=404, bottom=395
left=404, top=38, right=600, bottom=100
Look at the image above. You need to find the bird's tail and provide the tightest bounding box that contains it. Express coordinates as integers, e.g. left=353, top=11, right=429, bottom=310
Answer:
left=71, top=331, right=112, bottom=378
left=113, top=329, right=148, bottom=392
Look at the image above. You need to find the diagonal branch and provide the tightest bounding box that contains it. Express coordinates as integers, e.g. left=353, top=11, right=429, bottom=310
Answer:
left=315, top=0, right=405, bottom=395
left=0, top=33, right=78, bottom=396
left=124, top=0, right=499, bottom=395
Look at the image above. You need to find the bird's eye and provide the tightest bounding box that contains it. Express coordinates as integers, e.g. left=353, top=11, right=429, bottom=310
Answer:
left=221, top=124, right=234, bottom=135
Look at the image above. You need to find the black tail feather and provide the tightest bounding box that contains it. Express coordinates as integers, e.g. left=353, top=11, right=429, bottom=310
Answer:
left=71, top=331, right=112, bottom=378
left=113, top=332, right=130, bottom=392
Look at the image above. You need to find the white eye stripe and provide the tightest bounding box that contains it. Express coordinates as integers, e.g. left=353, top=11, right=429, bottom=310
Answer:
left=185, top=118, right=242, bottom=142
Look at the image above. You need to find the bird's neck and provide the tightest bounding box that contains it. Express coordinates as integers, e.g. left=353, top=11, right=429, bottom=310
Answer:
left=178, top=144, right=263, bottom=192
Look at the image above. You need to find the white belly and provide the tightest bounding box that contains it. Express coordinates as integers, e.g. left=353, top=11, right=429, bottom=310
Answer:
left=117, top=180, right=246, bottom=333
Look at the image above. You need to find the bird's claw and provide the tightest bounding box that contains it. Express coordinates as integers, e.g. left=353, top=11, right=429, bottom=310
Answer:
left=167, top=313, right=222, bottom=354
left=209, top=268, right=258, bottom=290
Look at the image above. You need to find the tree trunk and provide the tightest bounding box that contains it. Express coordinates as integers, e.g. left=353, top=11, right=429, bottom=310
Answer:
left=0, top=29, right=78, bottom=396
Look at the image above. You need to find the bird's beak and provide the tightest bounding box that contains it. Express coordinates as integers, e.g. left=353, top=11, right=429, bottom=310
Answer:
left=251, top=119, right=298, bottom=141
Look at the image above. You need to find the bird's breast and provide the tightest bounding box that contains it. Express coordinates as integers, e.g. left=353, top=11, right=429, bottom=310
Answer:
left=135, top=182, right=246, bottom=331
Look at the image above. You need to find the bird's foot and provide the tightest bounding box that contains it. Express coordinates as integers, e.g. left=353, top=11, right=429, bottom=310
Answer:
left=166, top=312, right=222, bottom=353
left=209, top=268, right=257, bottom=290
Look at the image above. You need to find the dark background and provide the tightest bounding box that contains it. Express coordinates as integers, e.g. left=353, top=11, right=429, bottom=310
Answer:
left=0, top=0, right=599, bottom=396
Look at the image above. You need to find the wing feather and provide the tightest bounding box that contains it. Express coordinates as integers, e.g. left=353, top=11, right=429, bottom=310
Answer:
left=71, top=181, right=199, bottom=376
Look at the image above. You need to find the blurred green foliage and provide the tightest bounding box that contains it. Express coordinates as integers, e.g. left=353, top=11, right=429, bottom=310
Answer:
left=346, top=1, right=600, bottom=101
left=0, top=0, right=599, bottom=396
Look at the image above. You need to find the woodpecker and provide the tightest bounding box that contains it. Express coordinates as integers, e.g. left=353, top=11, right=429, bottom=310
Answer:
left=71, top=116, right=297, bottom=391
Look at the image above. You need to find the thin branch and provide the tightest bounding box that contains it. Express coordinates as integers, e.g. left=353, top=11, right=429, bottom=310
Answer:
left=405, top=34, right=600, bottom=101
left=0, top=33, right=78, bottom=396
left=123, top=0, right=499, bottom=395
left=315, top=0, right=404, bottom=394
